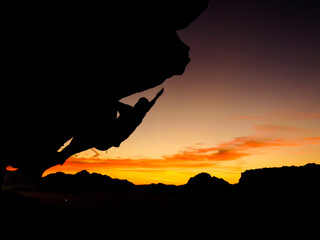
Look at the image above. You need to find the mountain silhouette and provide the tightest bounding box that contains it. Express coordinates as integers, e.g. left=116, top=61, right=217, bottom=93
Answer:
left=239, top=163, right=320, bottom=188
left=237, top=163, right=320, bottom=203
left=187, top=172, right=230, bottom=187
left=4, top=163, right=317, bottom=199
left=1, top=163, right=320, bottom=227
left=38, top=170, right=135, bottom=193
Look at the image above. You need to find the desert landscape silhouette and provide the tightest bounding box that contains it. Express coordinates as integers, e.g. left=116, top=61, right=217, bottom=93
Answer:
left=2, top=164, right=319, bottom=220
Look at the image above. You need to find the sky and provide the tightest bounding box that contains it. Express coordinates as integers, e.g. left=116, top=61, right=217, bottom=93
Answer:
left=44, top=0, right=320, bottom=184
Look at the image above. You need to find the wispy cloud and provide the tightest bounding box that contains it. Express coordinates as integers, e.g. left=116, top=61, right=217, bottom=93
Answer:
left=233, top=115, right=266, bottom=121
left=272, top=112, right=320, bottom=120
left=174, top=136, right=300, bottom=161
left=55, top=135, right=313, bottom=171
left=302, top=137, right=320, bottom=144
left=254, top=124, right=306, bottom=134
left=233, top=111, right=320, bottom=121
left=43, top=131, right=320, bottom=184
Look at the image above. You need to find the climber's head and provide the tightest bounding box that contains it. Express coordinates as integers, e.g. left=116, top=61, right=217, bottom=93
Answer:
left=134, top=97, right=149, bottom=112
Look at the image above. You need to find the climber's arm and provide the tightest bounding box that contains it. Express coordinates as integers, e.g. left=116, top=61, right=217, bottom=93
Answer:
left=148, top=88, right=164, bottom=110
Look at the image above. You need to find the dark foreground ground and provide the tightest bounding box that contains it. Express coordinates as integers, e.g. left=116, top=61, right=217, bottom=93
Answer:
left=1, top=164, right=319, bottom=234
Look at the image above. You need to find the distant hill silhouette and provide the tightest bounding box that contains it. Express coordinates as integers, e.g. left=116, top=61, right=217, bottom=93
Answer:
left=187, top=172, right=229, bottom=187
left=3, top=163, right=319, bottom=195
left=38, top=170, right=134, bottom=193
left=238, top=163, right=320, bottom=193
left=239, top=163, right=320, bottom=187
left=236, top=163, right=320, bottom=204
left=1, top=163, right=320, bottom=226
left=27, top=163, right=318, bottom=199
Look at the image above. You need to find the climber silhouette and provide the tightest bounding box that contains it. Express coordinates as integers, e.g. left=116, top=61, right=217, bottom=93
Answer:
left=57, top=88, right=164, bottom=165
left=112, top=88, right=164, bottom=149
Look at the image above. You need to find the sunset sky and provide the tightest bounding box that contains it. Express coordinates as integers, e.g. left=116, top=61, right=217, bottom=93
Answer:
left=44, top=0, right=320, bottom=184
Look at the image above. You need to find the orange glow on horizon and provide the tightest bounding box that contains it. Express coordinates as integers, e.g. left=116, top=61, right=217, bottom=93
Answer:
left=43, top=133, right=320, bottom=185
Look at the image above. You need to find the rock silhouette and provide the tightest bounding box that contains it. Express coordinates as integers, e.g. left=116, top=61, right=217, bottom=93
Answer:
left=1, top=1, right=211, bottom=182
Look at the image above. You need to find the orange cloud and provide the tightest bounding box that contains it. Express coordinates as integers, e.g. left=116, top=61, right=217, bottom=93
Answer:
left=44, top=132, right=320, bottom=184
left=302, top=137, right=320, bottom=144
left=47, top=136, right=301, bottom=172
left=163, top=146, right=248, bottom=162
left=273, top=112, right=320, bottom=120
left=233, top=115, right=265, bottom=121
left=233, top=111, right=320, bottom=121
left=254, top=124, right=305, bottom=133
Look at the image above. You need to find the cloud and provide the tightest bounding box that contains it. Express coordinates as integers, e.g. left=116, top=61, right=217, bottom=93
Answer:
left=302, top=137, right=320, bottom=144
left=233, top=115, right=266, bottom=121
left=163, top=135, right=310, bottom=164
left=272, top=112, right=320, bottom=120
left=44, top=132, right=320, bottom=178
left=254, top=124, right=305, bottom=134
left=67, top=136, right=304, bottom=169
left=162, top=147, right=249, bottom=162
left=233, top=111, right=320, bottom=121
